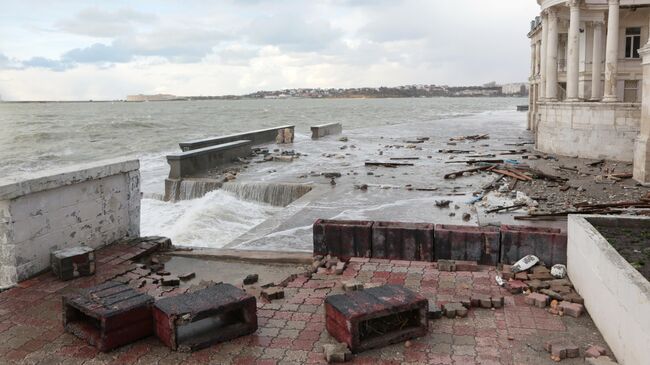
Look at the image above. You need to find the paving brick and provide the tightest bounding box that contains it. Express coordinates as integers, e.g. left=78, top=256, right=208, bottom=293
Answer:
left=524, top=292, right=549, bottom=308
left=505, top=280, right=528, bottom=294
left=62, top=281, right=154, bottom=352
left=428, top=301, right=443, bottom=319
left=313, top=219, right=373, bottom=260
left=325, top=285, right=428, bottom=352
left=559, top=301, right=584, bottom=318
left=524, top=279, right=550, bottom=291
left=585, top=345, right=607, bottom=358
left=544, top=339, right=579, bottom=360
left=454, top=260, right=478, bottom=272
left=442, top=302, right=467, bottom=318
left=153, top=283, right=257, bottom=352
left=437, top=260, right=456, bottom=272
left=372, top=221, right=434, bottom=261
left=322, top=343, right=352, bottom=363
left=434, top=224, right=500, bottom=265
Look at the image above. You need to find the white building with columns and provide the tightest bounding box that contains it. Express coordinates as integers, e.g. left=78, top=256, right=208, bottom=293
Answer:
left=528, top=0, right=650, bottom=183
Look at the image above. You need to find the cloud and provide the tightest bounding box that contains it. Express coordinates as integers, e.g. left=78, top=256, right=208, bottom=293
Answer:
left=247, top=15, right=342, bottom=52
left=62, top=43, right=132, bottom=63
left=22, top=57, right=72, bottom=71
left=57, top=7, right=157, bottom=38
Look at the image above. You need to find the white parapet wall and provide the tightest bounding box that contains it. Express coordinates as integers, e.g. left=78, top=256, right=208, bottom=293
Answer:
left=537, top=102, right=640, bottom=161
left=0, top=158, right=141, bottom=288
left=567, top=215, right=650, bottom=365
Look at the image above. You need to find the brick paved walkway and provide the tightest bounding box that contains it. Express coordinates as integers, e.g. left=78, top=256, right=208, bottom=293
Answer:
left=0, top=243, right=611, bottom=364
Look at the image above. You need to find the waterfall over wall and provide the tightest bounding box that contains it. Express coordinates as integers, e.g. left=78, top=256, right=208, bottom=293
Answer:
left=221, top=182, right=312, bottom=207
left=165, top=179, right=223, bottom=201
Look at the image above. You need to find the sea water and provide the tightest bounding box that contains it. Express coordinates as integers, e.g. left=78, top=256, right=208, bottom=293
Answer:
left=0, top=97, right=525, bottom=248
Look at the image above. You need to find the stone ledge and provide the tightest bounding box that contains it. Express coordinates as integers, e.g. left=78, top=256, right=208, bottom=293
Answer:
left=0, top=158, right=139, bottom=201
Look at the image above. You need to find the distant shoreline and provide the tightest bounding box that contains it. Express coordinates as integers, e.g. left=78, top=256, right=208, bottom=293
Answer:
left=1, top=95, right=527, bottom=104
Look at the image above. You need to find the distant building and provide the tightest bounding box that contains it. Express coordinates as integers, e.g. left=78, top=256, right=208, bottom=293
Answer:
left=126, top=94, right=177, bottom=102
left=501, top=83, right=529, bottom=96
left=527, top=0, right=650, bottom=183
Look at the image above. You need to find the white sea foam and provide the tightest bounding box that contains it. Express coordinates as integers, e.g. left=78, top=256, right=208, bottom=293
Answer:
left=140, top=190, right=280, bottom=248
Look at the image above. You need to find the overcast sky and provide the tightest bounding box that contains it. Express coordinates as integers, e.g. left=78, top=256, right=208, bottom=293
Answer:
left=0, top=0, right=540, bottom=101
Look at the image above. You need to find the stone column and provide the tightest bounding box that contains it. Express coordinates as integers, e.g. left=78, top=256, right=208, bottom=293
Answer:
left=591, top=21, right=604, bottom=100
left=545, top=8, right=559, bottom=101
left=566, top=0, right=581, bottom=101
left=540, top=13, right=548, bottom=99
left=603, top=0, right=620, bottom=102
left=633, top=23, right=650, bottom=183
left=535, top=42, right=541, bottom=75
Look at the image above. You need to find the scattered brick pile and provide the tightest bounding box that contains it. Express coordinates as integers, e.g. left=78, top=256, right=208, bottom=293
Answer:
left=499, top=262, right=586, bottom=318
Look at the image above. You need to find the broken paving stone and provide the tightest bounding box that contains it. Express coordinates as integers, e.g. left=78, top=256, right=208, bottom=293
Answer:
left=514, top=272, right=529, bottom=281
left=435, top=200, right=451, bottom=208
left=454, top=260, right=478, bottom=272
left=342, top=280, right=363, bottom=292
left=550, top=285, right=572, bottom=295
left=500, top=264, right=514, bottom=280
left=437, top=260, right=456, bottom=272
left=559, top=301, right=584, bottom=318
left=462, top=213, right=471, bottom=221
left=524, top=292, right=550, bottom=308
left=525, top=279, right=551, bottom=291
left=243, top=274, right=259, bottom=285
left=334, top=261, right=346, bottom=275
left=491, top=296, right=504, bottom=308
left=540, top=289, right=564, bottom=301
left=428, top=301, right=443, bottom=319
left=545, top=339, right=579, bottom=360
left=261, top=287, right=285, bottom=301
left=530, top=265, right=551, bottom=275
left=548, top=278, right=573, bottom=288
left=161, top=276, right=180, bottom=286
left=585, top=345, right=607, bottom=358
left=562, top=292, right=584, bottom=305
left=323, top=343, right=352, bottom=363
left=506, top=280, right=529, bottom=294
left=528, top=271, right=555, bottom=281
left=443, top=302, right=467, bottom=318
left=178, top=272, right=195, bottom=281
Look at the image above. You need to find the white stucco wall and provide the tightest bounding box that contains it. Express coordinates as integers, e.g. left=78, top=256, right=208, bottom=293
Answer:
left=568, top=215, right=650, bottom=365
left=536, top=102, right=640, bottom=161
left=0, top=159, right=140, bottom=288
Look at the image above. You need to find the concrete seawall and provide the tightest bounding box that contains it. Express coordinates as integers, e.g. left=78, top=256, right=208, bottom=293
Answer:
left=0, top=158, right=140, bottom=288
left=167, top=140, right=252, bottom=179
left=311, top=122, right=342, bottom=139
left=179, top=125, right=294, bottom=151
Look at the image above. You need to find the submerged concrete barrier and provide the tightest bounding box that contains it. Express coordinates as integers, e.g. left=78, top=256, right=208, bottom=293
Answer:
left=166, top=140, right=251, bottom=179
left=311, top=122, right=342, bottom=139
left=179, top=125, right=294, bottom=151
left=0, top=158, right=140, bottom=288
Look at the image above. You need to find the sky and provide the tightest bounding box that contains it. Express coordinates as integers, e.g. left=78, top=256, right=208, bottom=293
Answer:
left=0, top=0, right=540, bottom=101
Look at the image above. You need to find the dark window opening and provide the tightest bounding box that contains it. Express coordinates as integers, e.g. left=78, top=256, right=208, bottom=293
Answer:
left=625, top=27, right=641, bottom=59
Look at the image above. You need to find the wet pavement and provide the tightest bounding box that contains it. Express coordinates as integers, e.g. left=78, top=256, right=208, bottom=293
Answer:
left=0, top=241, right=612, bottom=364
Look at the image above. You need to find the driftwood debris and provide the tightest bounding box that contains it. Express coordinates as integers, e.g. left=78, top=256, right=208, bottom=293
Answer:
left=365, top=161, right=415, bottom=168
left=449, top=134, right=489, bottom=142
left=443, top=165, right=493, bottom=179
left=444, top=159, right=504, bottom=164
left=486, top=203, right=527, bottom=214
left=389, top=157, right=420, bottom=160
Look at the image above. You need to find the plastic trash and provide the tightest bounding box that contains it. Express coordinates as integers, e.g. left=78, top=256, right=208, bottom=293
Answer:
left=550, top=264, right=567, bottom=279
left=511, top=255, right=539, bottom=273
left=495, top=275, right=505, bottom=287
